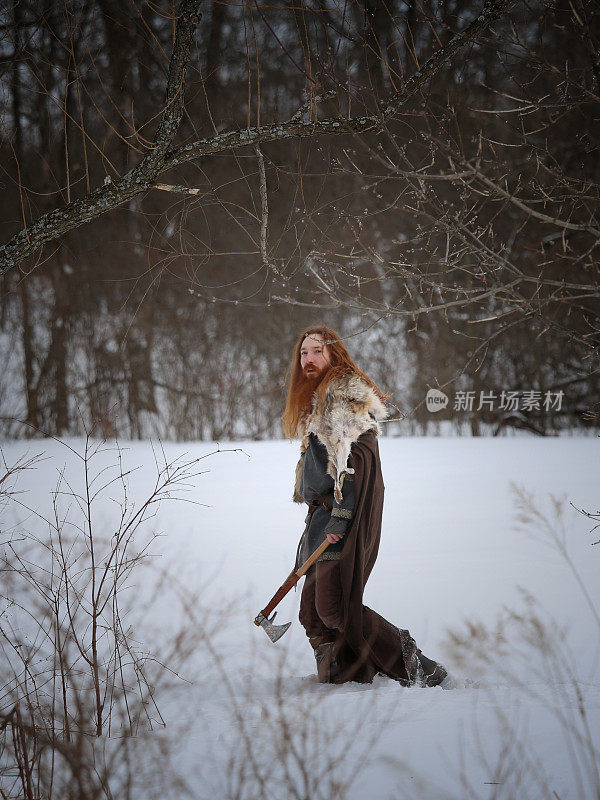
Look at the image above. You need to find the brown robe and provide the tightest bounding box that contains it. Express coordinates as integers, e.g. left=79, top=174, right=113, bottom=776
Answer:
left=306, top=430, right=420, bottom=684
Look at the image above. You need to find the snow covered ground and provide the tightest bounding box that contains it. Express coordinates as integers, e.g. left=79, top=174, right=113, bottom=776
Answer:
left=2, top=435, right=599, bottom=799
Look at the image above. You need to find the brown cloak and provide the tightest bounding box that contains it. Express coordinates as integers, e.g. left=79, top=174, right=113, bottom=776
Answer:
left=322, top=430, right=419, bottom=684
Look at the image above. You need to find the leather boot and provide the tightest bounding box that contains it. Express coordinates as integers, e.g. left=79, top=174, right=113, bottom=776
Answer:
left=417, top=650, right=447, bottom=687
left=309, top=633, right=342, bottom=683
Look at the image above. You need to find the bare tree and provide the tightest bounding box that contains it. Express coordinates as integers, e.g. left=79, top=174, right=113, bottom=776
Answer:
left=0, top=0, right=509, bottom=275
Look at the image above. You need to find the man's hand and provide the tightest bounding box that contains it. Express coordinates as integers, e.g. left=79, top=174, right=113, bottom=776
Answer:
left=324, top=517, right=348, bottom=544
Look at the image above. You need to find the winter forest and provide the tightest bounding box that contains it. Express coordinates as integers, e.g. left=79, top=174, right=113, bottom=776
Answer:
left=1, top=1, right=599, bottom=799
left=0, top=0, right=598, bottom=438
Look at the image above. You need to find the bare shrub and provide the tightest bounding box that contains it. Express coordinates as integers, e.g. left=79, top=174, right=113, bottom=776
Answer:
left=442, top=488, right=600, bottom=799
left=1, top=436, right=398, bottom=800
left=0, top=436, right=234, bottom=799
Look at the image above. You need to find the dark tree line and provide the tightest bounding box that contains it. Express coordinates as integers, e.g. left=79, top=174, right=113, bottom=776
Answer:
left=0, top=0, right=598, bottom=439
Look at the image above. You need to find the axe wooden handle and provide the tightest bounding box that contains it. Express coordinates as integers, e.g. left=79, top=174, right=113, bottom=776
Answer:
left=257, top=538, right=332, bottom=621
left=295, top=538, right=331, bottom=578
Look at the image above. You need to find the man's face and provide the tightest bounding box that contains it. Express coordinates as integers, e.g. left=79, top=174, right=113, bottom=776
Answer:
left=300, top=334, right=331, bottom=378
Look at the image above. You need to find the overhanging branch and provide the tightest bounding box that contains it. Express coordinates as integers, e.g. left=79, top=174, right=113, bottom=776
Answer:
left=0, top=0, right=202, bottom=276
left=0, top=0, right=511, bottom=277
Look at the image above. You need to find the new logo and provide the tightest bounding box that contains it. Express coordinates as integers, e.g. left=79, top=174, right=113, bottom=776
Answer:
left=426, top=388, right=449, bottom=413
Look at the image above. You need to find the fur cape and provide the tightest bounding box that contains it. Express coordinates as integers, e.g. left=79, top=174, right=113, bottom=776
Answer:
left=293, top=372, right=388, bottom=503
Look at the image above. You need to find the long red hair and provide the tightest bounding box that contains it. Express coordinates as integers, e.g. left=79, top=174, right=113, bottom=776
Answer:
left=281, top=324, right=387, bottom=439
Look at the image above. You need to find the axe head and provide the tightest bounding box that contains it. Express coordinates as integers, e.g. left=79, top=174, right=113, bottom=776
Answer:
left=254, top=611, right=291, bottom=643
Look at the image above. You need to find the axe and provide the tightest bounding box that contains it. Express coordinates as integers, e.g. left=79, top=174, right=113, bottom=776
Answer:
left=254, top=538, right=331, bottom=642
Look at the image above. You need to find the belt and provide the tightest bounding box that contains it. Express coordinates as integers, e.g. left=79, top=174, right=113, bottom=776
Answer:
left=307, top=493, right=333, bottom=519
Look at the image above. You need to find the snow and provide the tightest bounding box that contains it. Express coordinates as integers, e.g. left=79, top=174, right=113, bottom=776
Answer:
left=1, top=435, right=598, bottom=798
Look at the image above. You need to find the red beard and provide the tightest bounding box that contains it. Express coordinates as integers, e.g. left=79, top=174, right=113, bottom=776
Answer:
left=302, top=364, right=325, bottom=380
left=296, top=365, right=329, bottom=419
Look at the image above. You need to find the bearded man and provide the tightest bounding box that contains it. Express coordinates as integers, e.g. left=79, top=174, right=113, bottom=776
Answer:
left=282, top=324, right=447, bottom=686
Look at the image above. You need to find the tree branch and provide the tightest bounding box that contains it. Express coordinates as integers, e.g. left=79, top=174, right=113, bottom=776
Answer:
left=0, top=0, right=511, bottom=277
left=254, top=144, right=276, bottom=274
left=470, top=163, right=600, bottom=238
left=0, top=0, right=202, bottom=275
